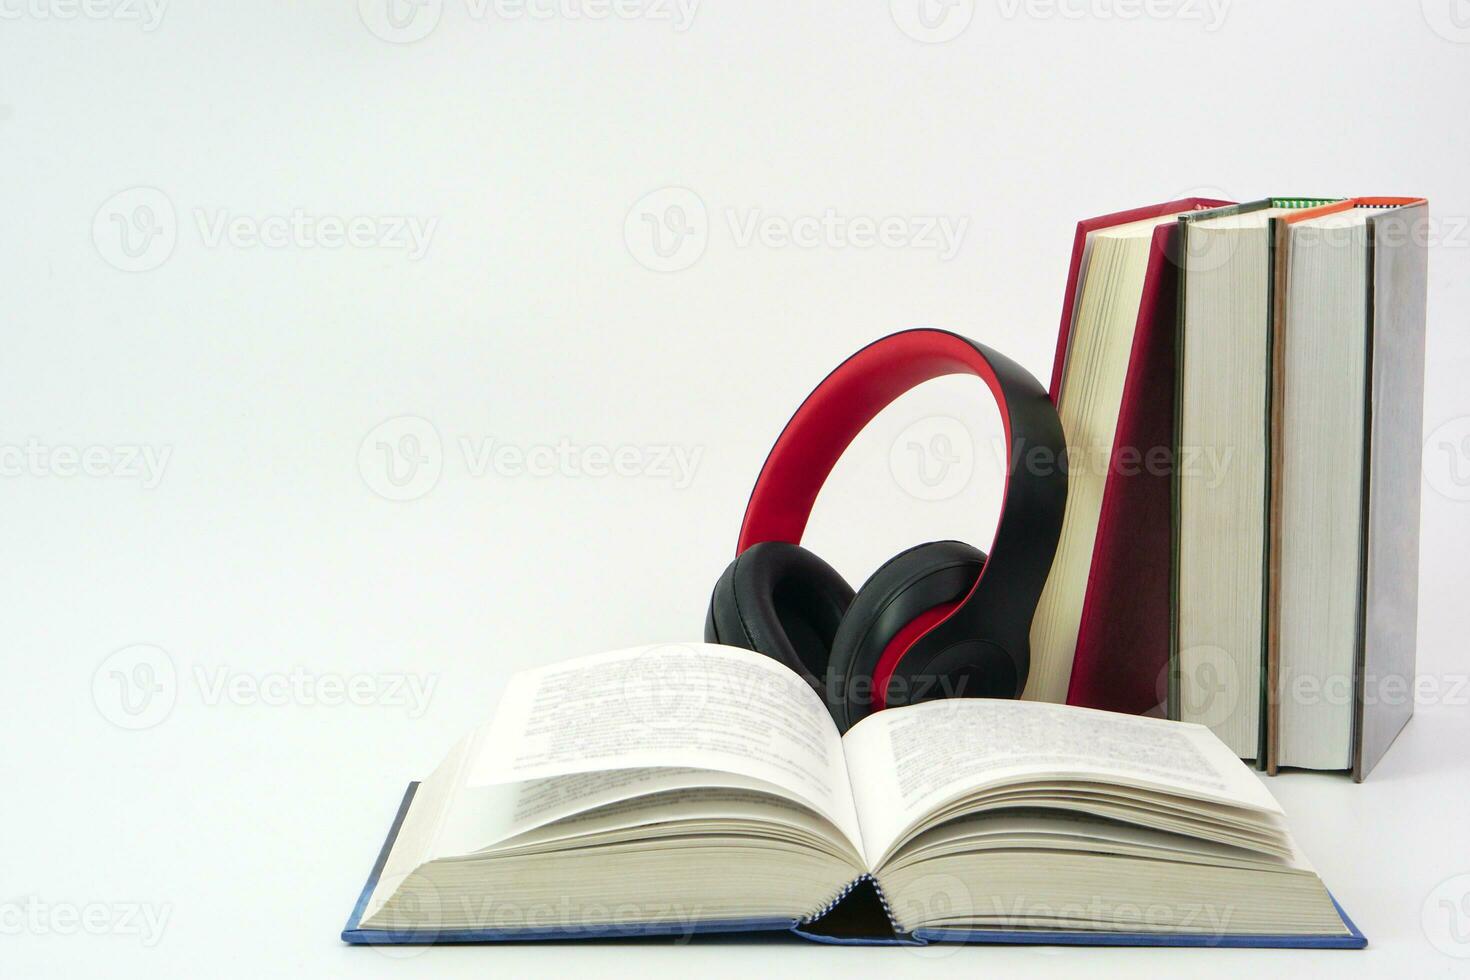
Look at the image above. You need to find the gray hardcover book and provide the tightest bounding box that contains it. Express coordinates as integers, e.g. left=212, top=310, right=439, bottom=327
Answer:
left=1355, top=200, right=1428, bottom=780
left=1263, top=199, right=1428, bottom=780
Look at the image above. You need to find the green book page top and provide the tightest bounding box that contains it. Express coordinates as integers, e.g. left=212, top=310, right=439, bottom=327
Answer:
left=1269, top=197, right=1342, bottom=210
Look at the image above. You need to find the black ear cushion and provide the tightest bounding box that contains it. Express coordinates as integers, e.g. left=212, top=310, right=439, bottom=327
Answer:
left=825, top=540, right=986, bottom=730
left=704, top=542, right=856, bottom=697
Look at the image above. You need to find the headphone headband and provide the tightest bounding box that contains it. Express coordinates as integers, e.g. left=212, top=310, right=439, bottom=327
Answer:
left=736, top=329, right=1067, bottom=708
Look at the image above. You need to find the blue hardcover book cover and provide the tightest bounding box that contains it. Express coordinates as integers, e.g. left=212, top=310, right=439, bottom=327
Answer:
left=341, top=783, right=1366, bottom=950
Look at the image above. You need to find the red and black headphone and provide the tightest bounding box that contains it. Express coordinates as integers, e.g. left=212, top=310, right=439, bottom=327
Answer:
left=705, top=329, right=1068, bottom=732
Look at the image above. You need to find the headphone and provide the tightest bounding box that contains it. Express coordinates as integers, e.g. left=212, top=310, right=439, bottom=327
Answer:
left=705, top=329, right=1068, bottom=732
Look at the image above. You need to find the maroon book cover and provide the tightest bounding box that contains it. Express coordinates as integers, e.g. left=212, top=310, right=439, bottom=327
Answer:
left=1051, top=198, right=1232, bottom=715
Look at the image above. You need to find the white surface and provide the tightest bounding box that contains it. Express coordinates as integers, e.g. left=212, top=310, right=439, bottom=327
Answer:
left=2, top=2, right=1469, bottom=976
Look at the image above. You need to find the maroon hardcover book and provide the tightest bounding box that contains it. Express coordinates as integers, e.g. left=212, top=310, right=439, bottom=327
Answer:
left=1050, top=198, right=1232, bottom=715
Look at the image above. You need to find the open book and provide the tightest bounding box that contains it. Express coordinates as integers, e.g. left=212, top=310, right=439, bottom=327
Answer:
left=342, top=644, right=1363, bottom=948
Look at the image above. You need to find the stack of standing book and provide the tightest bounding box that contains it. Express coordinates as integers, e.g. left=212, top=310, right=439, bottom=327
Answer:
left=1033, top=196, right=1428, bottom=781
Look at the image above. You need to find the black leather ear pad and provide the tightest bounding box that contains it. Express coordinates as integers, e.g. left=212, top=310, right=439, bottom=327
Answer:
left=704, top=541, right=856, bottom=698
left=825, top=540, right=986, bottom=731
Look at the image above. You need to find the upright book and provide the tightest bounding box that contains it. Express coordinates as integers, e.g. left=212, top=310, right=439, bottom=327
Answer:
left=1264, top=198, right=1428, bottom=779
left=1171, top=198, right=1340, bottom=762
left=343, top=643, right=1364, bottom=948
left=1032, top=197, right=1229, bottom=714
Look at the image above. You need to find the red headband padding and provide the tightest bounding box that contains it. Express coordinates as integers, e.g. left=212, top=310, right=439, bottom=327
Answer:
left=737, top=330, right=1011, bottom=551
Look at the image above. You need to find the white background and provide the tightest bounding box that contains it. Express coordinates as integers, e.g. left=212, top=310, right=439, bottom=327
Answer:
left=3, top=1, right=1469, bottom=976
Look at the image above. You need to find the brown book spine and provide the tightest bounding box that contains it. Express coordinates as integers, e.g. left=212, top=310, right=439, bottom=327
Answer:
left=1263, top=217, right=1291, bottom=776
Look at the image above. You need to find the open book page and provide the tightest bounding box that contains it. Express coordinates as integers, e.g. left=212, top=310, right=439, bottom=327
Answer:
left=364, top=731, right=476, bottom=921
left=894, top=809, right=1294, bottom=872
left=841, top=698, right=1282, bottom=869
left=476, top=785, right=859, bottom=861
left=465, top=643, right=862, bottom=852
left=431, top=765, right=854, bottom=860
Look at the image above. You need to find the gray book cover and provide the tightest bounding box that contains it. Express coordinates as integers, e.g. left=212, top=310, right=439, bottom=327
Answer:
left=1354, top=200, right=1428, bottom=781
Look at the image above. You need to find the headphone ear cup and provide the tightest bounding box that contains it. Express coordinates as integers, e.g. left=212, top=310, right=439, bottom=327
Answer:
left=825, top=540, right=986, bottom=732
left=704, top=542, right=856, bottom=698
